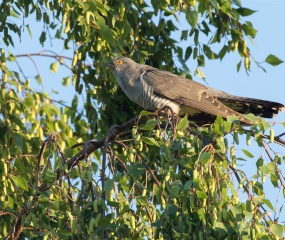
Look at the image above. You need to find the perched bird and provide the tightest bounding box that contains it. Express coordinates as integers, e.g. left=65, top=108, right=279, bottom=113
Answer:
left=106, top=57, right=284, bottom=125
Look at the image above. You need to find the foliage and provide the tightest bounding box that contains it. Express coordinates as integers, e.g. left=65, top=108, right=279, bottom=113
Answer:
left=0, top=0, right=284, bottom=239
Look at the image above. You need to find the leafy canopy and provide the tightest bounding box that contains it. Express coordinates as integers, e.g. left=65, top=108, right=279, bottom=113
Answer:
left=0, top=0, right=284, bottom=239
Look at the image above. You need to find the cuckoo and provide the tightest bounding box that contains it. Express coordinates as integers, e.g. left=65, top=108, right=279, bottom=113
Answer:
left=106, top=57, right=284, bottom=125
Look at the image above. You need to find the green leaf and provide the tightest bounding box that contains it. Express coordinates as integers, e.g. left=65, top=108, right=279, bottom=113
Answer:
left=197, top=208, right=205, bottom=220
left=104, top=179, right=114, bottom=194
left=235, top=7, right=256, bottom=16
left=43, top=103, right=60, bottom=115
left=186, top=10, right=198, bottom=27
left=152, top=220, right=162, bottom=228
left=51, top=89, right=58, bottom=95
left=201, top=20, right=211, bottom=36
left=270, top=223, right=283, bottom=238
left=10, top=175, right=28, bottom=191
left=196, top=190, right=207, bottom=199
left=141, top=136, right=160, bottom=147
left=139, top=110, right=153, bottom=116
left=263, top=198, right=275, bottom=211
left=266, top=162, right=276, bottom=171
left=194, top=67, right=206, bottom=80
left=183, top=180, right=193, bottom=191
left=39, top=31, right=46, bottom=45
left=231, top=29, right=242, bottom=41
left=218, top=45, right=229, bottom=60
left=216, top=222, right=227, bottom=236
left=169, top=180, right=181, bottom=197
left=0, top=125, right=8, bottom=141
left=209, top=0, right=218, bottom=10
left=253, top=181, right=264, bottom=196
left=168, top=205, right=178, bottom=218
left=259, top=166, right=270, bottom=174
left=185, top=46, right=192, bottom=60
left=128, top=163, right=145, bottom=177
left=9, top=115, right=25, bottom=130
left=230, top=205, right=242, bottom=217
left=232, top=0, right=241, bottom=7
left=270, top=173, right=278, bottom=188
left=178, top=57, right=191, bottom=74
left=10, top=9, right=20, bottom=18
left=177, top=115, right=188, bottom=131
left=35, top=74, right=42, bottom=84
left=14, top=158, right=25, bottom=173
left=243, top=211, right=253, bottom=220
left=216, top=137, right=225, bottom=151
left=62, top=76, right=70, bottom=87
left=241, top=149, right=254, bottom=158
left=96, top=16, right=115, bottom=45
left=13, top=133, right=24, bottom=151
left=237, top=221, right=248, bottom=232
left=199, top=152, right=212, bottom=164
left=236, top=60, right=242, bottom=72
left=180, top=30, right=188, bottom=41
left=197, top=55, right=205, bottom=67
left=7, top=52, right=15, bottom=62
left=24, top=95, right=34, bottom=107
left=26, top=24, right=32, bottom=37
left=94, top=1, right=110, bottom=16
left=137, top=196, right=149, bottom=206
left=244, top=114, right=258, bottom=122
left=265, top=54, right=284, bottom=66
left=65, top=148, right=74, bottom=158
left=43, top=170, right=57, bottom=183
left=50, top=62, right=59, bottom=74
left=259, top=162, right=276, bottom=174
left=242, top=22, right=257, bottom=38
left=57, top=230, right=72, bottom=236
left=139, top=119, right=157, bottom=130
left=226, top=115, right=240, bottom=125
left=203, top=44, right=217, bottom=59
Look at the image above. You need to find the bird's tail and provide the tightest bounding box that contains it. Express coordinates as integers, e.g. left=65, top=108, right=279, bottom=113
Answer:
left=207, top=88, right=284, bottom=118
left=217, top=96, right=284, bottom=118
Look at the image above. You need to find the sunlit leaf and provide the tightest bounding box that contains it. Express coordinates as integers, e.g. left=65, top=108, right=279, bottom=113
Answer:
left=50, top=62, right=59, bottom=74
left=199, top=152, right=212, bottom=163
left=62, top=76, right=70, bottom=87
left=196, top=190, right=207, bottom=199
left=96, top=15, right=115, bottom=45
left=10, top=175, right=28, bottom=191
left=139, top=119, right=157, bottom=130
left=177, top=115, right=188, bottom=131
left=270, top=223, right=283, bottom=238
left=242, top=21, right=257, bottom=38
left=141, top=136, right=160, bottom=147
left=194, top=67, right=206, bottom=80
left=241, top=149, right=254, bottom=158
left=265, top=54, right=284, bottom=66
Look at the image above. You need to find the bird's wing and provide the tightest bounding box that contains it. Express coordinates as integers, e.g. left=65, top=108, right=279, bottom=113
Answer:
left=142, top=67, right=251, bottom=123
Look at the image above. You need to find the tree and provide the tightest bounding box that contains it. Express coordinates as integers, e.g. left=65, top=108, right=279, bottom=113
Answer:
left=0, top=0, right=284, bottom=239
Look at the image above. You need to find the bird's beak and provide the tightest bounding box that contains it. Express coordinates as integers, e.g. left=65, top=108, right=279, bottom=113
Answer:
left=104, top=62, right=114, bottom=69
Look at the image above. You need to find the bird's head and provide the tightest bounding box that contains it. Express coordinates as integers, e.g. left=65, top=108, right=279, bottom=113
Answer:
left=105, top=57, right=136, bottom=76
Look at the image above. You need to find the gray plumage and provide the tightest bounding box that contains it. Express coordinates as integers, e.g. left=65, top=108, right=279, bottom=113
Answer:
left=106, top=57, right=284, bottom=125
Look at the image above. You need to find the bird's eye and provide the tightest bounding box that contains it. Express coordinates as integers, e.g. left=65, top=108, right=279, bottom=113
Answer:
left=115, top=59, right=123, bottom=65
